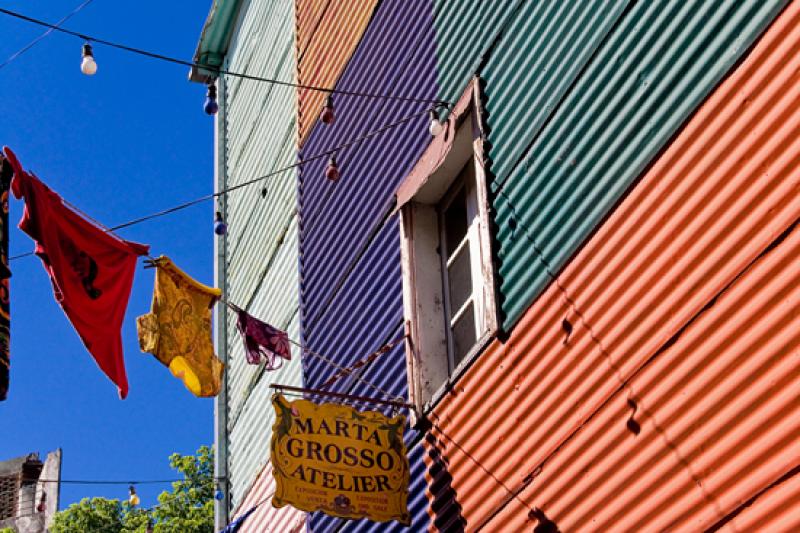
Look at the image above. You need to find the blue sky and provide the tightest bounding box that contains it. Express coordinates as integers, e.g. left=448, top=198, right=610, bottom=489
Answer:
left=0, top=0, right=217, bottom=509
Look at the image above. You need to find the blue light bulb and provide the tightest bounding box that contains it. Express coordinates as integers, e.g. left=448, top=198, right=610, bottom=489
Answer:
left=214, top=212, right=227, bottom=236
left=204, top=98, right=218, bottom=115
left=214, top=489, right=224, bottom=501
left=204, top=84, right=218, bottom=115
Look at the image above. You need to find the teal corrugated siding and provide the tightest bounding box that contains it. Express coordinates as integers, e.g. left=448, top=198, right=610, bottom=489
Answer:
left=436, top=0, right=789, bottom=330
left=481, top=1, right=628, bottom=185
left=433, top=0, right=517, bottom=103
left=220, top=0, right=303, bottom=512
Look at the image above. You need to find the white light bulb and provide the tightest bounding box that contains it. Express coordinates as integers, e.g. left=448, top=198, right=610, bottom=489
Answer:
left=81, top=56, right=97, bottom=75
left=81, top=43, right=97, bottom=76
left=429, top=118, right=443, bottom=136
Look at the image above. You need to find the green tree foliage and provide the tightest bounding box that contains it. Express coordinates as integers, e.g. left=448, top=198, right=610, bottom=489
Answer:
left=51, top=446, right=214, bottom=533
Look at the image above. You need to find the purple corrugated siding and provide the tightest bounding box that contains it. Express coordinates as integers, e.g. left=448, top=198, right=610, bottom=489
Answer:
left=297, top=0, right=438, bottom=531
left=301, top=221, right=404, bottom=389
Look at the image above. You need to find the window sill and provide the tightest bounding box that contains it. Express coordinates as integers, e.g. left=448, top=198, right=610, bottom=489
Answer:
left=423, top=327, right=497, bottom=414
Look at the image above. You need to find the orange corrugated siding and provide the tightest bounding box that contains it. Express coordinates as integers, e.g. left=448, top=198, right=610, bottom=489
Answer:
left=487, top=224, right=800, bottom=530
left=295, top=0, right=327, bottom=56
left=426, top=2, right=800, bottom=530
left=719, top=468, right=800, bottom=532
left=295, top=0, right=379, bottom=145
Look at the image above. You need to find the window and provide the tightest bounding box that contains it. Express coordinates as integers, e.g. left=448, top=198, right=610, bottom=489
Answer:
left=439, top=161, right=481, bottom=371
left=396, top=78, right=498, bottom=411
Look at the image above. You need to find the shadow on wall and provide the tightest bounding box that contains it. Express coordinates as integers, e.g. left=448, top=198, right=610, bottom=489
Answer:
left=529, top=507, right=560, bottom=533
left=424, top=432, right=467, bottom=532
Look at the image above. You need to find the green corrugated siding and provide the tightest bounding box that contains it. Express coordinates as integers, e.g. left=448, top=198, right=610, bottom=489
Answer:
left=433, top=0, right=516, bottom=104
left=435, top=0, right=788, bottom=330
left=219, top=0, right=303, bottom=511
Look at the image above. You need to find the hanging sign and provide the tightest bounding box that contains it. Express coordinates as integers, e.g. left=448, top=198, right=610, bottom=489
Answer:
left=270, top=394, right=410, bottom=524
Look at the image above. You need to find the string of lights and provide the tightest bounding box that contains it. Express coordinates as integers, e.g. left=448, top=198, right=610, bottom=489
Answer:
left=7, top=107, right=432, bottom=261
left=0, top=0, right=94, bottom=71
left=0, top=10, right=556, bottom=528
left=0, top=6, right=451, bottom=108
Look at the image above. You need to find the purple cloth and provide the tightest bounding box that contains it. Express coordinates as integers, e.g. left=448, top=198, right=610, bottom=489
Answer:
left=235, top=309, right=291, bottom=369
left=219, top=506, right=257, bottom=533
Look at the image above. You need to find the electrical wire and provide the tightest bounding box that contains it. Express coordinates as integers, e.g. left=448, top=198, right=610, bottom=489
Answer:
left=0, top=6, right=451, bottom=107
left=219, top=298, right=403, bottom=403
left=0, top=5, right=575, bottom=517
left=7, top=107, right=429, bottom=262
left=0, top=6, right=433, bottom=406
left=0, top=0, right=94, bottom=71
left=23, top=477, right=218, bottom=485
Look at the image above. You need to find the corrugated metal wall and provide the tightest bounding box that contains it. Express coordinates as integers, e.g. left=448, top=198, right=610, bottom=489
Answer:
left=295, top=0, right=379, bottom=146
left=426, top=1, right=800, bottom=528
left=219, top=0, right=304, bottom=526
left=297, top=0, right=438, bottom=530
left=228, top=462, right=305, bottom=533
left=431, top=0, right=789, bottom=329
left=488, top=222, right=800, bottom=531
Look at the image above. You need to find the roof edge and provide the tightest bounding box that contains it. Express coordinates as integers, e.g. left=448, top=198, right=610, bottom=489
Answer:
left=189, top=0, right=245, bottom=84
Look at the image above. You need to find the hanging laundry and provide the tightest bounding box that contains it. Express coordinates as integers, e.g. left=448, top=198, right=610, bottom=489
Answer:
left=3, top=147, right=149, bottom=399
left=234, top=307, right=291, bottom=369
left=137, top=256, right=223, bottom=397
left=0, top=156, right=12, bottom=401
left=220, top=506, right=257, bottom=533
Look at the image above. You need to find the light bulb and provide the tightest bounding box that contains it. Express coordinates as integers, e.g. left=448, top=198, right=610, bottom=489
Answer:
left=325, top=156, right=340, bottom=182
left=428, top=109, right=443, bottom=136
left=214, top=211, right=228, bottom=236
left=320, top=95, right=335, bottom=125
left=204, top=84, right=219, bottom=115
left=128, top=486, right=140, bottom=507
left=214, top=489, right=224, bottom=501
left=81, top=43, right=97, bottom=76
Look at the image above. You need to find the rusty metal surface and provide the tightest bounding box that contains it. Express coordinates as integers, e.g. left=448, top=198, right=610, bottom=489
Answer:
left=487, top=203, right=800, bottom=531
left=426, top=2, right=800, bottom=528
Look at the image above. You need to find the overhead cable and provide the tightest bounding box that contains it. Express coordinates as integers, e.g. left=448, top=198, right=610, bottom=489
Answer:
left=8, top=108, right=429, bottom=262
left=0, top=6, right=451, bottom=107
left=0, top=0, right=94, bottom=71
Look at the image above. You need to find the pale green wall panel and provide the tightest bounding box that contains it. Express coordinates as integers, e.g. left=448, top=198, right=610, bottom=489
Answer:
left=216, top=0, right=302, bottom=514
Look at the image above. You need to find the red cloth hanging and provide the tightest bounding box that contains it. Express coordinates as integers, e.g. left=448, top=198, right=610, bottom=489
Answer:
left=3, top=147, right=149, bottom=399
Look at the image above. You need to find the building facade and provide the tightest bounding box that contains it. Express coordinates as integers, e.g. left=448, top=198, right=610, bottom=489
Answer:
left=191, top=0, right=306, bottom=530
left=194, top=1, right=800, bottom=530
left=0, top=450, right=61, bottom=533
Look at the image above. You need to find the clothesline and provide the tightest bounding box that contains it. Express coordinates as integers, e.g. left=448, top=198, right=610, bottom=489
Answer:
left=8, top=107, right=428, bottom=262
left=218, top=296, right=405, bottom=404
left=2, top=148, right=408, bottom=408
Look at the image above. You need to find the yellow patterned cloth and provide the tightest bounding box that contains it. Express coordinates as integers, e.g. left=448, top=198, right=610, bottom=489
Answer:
left=136, top=256, right=223, bottom=397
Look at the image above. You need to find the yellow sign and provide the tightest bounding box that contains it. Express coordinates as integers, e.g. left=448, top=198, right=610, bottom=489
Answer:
left=270, top=394, right=410, bottom=524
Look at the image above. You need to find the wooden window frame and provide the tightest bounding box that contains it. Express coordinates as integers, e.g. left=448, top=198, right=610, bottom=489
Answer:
left=397, top=78, right=499, bottom=415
